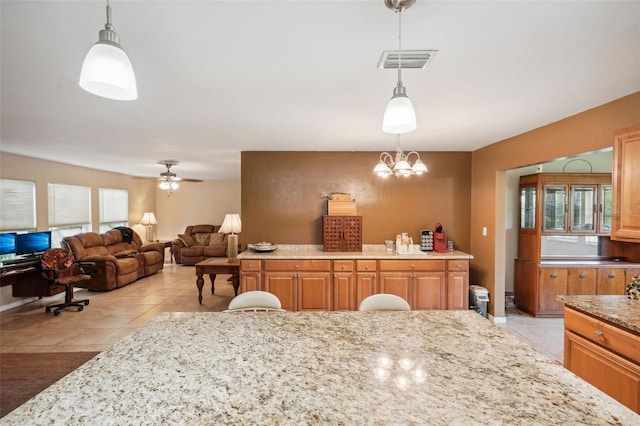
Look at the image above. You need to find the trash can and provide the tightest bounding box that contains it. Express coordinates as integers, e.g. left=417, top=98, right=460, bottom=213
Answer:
left=469, top=285, right=489, bottom=318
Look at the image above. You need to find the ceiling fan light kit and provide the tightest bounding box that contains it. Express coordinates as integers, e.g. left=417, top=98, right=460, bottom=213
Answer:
left=156, top=160, right=202, bottom=196
left=79, top=1, right=137, bottom=101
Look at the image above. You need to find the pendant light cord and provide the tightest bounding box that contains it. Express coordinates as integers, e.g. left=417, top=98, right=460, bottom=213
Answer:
left=397, top=9, right=403, bottom=85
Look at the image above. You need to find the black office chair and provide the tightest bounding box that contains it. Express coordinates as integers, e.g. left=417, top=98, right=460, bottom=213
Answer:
left=40, top=248, right=93, bottom=316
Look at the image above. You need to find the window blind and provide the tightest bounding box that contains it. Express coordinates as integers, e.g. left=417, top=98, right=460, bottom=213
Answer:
left=99, top=188, right=128, bottom=223
left=0, top=178, right=36, bottom=231
left=48, top=183, right=91, bottom=227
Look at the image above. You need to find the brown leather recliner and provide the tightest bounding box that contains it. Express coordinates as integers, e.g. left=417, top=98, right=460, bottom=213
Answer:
left=63, top=229, right=165, bottom=291
left=172, top=224, right=229, bottom=265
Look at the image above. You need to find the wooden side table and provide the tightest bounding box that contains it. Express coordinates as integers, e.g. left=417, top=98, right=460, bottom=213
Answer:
left=194, top=258, right=240, bottom=304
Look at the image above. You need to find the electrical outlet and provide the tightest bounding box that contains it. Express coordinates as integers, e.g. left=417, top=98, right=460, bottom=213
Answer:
left=482, top=227, right=487, bottom=236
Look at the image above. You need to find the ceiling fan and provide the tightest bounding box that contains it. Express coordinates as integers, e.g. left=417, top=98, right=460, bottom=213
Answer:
left=157, top=160, right=202, bottom=195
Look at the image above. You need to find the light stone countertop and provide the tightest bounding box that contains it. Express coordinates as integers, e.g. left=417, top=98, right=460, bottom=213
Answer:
left=239, top=244, right=474, bottom=260
left=557, top=295, right=640, bottom=334
left=2, top=310, right=637, bottom=425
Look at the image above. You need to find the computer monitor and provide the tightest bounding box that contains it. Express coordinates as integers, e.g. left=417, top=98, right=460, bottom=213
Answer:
left=0, top=233, right=17, bottom=255
left=15, top=231, right=51, bottom=255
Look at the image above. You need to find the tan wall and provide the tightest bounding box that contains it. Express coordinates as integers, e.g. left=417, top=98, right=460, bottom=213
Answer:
left=471, top=91, right=640, bottom=317
left=241, top=151, right=471, bottom=250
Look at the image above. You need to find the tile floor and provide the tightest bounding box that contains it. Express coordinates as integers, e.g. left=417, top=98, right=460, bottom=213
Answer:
left=0, top=263, right=565, bottom=363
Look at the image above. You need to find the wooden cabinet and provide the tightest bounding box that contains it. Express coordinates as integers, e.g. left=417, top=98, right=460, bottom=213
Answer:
left=611, top=126, right=640, bottom=242
left=322, top=215, right=362, bottom=252
left=241, top=257, right=470, bottom=312
left=263, top=260, right=332, bottom=311
left=537, top=267, right=567, bottom=316
left=333, top=260, right=355, bottom=311
left=379, top=260, right=448, bottom=310
left=596, top=268, right=626, bottom=295
left=564, top=307, right=640, bottom=413
left=239, top=260, right=261, bottom=293
left=447, top=260, right=469, bottom=310
left=567, top=268, right=596, bottom=295
left=355, top=260, right=377, bottom=309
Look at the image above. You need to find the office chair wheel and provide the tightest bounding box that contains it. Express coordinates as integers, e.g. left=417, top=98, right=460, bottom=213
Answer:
left=84, top=300, right=90, bottom=306
left=77, top=305, right=83, bottom=312
left=54, top=310, right=61, bottom=316
left=46, top=307, right=51, bottom=313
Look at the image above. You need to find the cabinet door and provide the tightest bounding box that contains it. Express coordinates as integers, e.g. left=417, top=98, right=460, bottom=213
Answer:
left=520, top=185, right=537, bottom=230
left=333, top=272, right=355, bottom=311
left=342, top=216, right=362, bottom=252
left=611, top=126, right=640, bottom=242
left=565, top=330, right=640, bottom=413
left=543, top=185, right=568, bottom=233
left=598, top=185, right=613, bottom=234
left=356, top=272, right=377, bottom=309
left=297, top=272, right=332, bottom=311
left=240, top=272, right=261, bottom=293
left=413, top=272, right=446, bottom=310
left=597, top=268, right=626, bottom=295
left=567, top=268, right=596, bottom=295
left=264, top=272, right=297, bottom=311
left=538, top=268, right=567, bottom=315
left=379, top=272, right=412, bottom=304
left=447, top=272, right=468, bottom=310
left=570, top=185, right=597, bottom=233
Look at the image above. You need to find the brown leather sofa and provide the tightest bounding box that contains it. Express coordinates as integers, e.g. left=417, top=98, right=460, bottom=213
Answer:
left=63, top=229, right=165, bottom=291
left=172, top=224, right=229, bottom=265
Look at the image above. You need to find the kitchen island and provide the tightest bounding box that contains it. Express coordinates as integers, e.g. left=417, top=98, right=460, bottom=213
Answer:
left=2, top=310, right=637, bottom=425
left=558, top=295, right=640, bottom=413
left=238, top=244, right=474, bottom=311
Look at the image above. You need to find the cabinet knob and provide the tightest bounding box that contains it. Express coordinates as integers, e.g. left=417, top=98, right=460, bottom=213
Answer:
left=341, top=265, right=345, bottom=270
left=550, top=273, right=557, bottom=279
left=295, top=265, right=299, bottom=269
left=608, top=273, right=615, bottom=279
left=365, top=265, right=369, bottom=270
left=456, top=264, right=462, bottom=269
left=595, top=330, right=603, bottom=337
left=411, top=264, right=415, bottom=269
left=579, top=273, right=586, bottom=279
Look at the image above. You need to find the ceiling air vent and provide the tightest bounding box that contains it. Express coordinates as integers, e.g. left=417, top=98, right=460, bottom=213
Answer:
left=377, top=49, right=438, bottom=69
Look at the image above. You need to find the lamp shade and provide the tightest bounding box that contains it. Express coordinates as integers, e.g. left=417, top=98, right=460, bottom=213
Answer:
left=79, top=42, right=137, bottom=101
left=219, top=214, right=242, bottom=234
left=373, top=160, right=393, bottom=177
left=383, top=92, right=416, bottom=134
left=140, top=212, right=157, bottom=226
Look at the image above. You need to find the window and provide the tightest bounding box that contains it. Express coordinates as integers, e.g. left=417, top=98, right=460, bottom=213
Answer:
left=48, top=183, right=91, bottom=248
left=0, top=178, right=36, bottom=231
left=99, top=188, right=128, bottom=232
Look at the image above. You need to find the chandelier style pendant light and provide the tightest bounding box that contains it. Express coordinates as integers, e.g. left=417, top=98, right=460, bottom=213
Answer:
left=373, top=135, right=428, bottom=178
left=79, top=1, right=137, bottom=101
left=382, top=0, right=417, bottom=134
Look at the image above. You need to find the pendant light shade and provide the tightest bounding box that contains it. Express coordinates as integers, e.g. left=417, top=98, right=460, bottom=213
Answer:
left=382, top=83, right=416, bottom=134
left=79, top=2, right=137, bottom=101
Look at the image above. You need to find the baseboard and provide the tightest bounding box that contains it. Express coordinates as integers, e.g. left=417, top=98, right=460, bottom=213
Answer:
left=490, top=314, right=507, bottom=323
left=0, top=297, right=38, bottom=313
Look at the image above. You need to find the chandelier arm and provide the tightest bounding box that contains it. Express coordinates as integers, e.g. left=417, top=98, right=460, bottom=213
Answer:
left=380, top=151, right=395, bottom=165
left=405, top=151, right=421, bottom=161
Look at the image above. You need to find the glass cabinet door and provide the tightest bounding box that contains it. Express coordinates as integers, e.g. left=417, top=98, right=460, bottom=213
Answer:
left=520, top=186, right=536, bottom=229
left=570, top=185, right=596, bottom=232
left=599, top=185, right=612, bottom=234
left=543, top=185, right=567, bottom=232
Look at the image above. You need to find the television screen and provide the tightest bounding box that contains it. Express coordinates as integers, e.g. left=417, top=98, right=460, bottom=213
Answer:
left=15, top=231, right=51, bottom=255
left=0, top=233, right=16, bottom=255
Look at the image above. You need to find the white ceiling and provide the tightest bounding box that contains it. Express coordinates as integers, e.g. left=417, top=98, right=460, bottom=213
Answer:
left=1, top=0, right=639, bottom=181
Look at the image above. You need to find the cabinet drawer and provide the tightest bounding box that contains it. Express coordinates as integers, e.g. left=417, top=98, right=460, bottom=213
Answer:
left=447, top=260, right=468, bottom=272
left=333, top=260, right=354, bottom=272
left=564, top=307, right=640, bottom=364
left=379, top=260, right=445, bottom=272
left=240, top=260, right=262, bottom=272
left=357, top=260, right=376, bottom=272
left=264, top=260, right=331, bottom=271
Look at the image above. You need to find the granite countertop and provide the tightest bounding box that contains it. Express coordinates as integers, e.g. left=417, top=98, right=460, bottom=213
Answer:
left=557, top=295, right=640, bottom=334
left=541, top=259, right=640, bottom=266
left=239, top=244, right=474, bottom=260
left=2, top=311, right=637, bottom=425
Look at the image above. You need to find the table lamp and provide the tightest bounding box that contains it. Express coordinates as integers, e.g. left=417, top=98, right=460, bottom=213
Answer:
left=140, top=212, right=157, bottom=242
left=219, top=213, right=241, bottom=262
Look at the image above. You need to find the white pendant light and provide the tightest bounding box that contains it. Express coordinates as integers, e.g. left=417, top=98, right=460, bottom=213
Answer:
left=79, top=1, right=137, bottom=101
left=382, top=0, right=416, bottom=134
